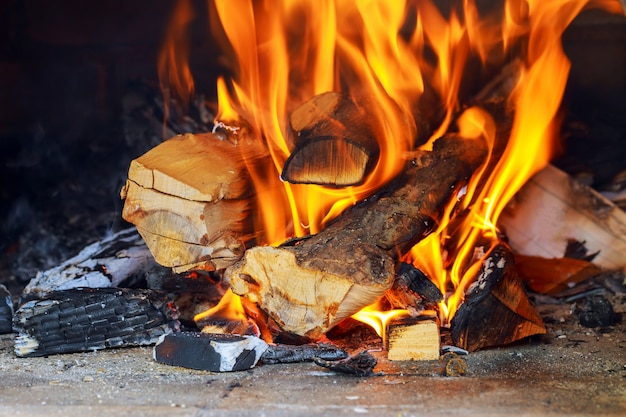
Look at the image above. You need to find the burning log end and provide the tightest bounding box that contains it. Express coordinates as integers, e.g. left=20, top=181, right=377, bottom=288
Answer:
left=283, top=91, right=380, bottom=187
left=396, top=263, right=443, bottom=305
left=226, top=244, right=395, bottom=339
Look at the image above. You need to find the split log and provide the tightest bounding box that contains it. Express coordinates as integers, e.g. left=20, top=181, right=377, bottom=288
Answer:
left=121, top=132, right=262, bottom=273
left=282, top=92, right=380, bottom=187
left=499, top=164, right=626, bottom=271
left=451, top=243, right=546, bottom=351
left=387, top=317, right=440, bottom=361
left=22, top=228, right=156, bottom=300
left=13, top=288, right=179, bottom=357
left=226, top=134, right=488, bottom=339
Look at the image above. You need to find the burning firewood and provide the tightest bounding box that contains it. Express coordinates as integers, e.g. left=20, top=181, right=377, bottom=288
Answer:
left=226, top=134, right=488, bottom=339
left=121, top=132, right=263, bottom=273
left=450, top=243, right=546, bottom=352
left=281, top=91, right=380, bottom=187
left=387, top=317, right=440, bottom=361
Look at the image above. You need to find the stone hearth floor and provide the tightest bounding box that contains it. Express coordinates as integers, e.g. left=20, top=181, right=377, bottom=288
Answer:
left=0, top=314, right=624, bottom=417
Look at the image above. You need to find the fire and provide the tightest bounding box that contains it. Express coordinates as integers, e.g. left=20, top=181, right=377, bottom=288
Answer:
left=160, top=0, right=623, bottom=333
left=351, top=301, right=409, bottom=346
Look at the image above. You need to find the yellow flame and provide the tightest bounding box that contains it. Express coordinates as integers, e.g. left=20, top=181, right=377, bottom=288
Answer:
left=352, top=303, right=409, bottom=346
left=162, top=0, right=624, bottom=328
left=194, top=288, right=247, bottom=324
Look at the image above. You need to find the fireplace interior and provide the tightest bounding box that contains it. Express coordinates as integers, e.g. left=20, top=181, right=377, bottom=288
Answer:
left=0, top=1, right=625, bottom=415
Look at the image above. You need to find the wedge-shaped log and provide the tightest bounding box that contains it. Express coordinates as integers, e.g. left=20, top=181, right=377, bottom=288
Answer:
left=451, top=243, right=546, bottom=351
left=227, top=135, right=488, bottom=339
left=282, top=92, right=380, bottom=187
left=121, top=132, right=261, bottom=273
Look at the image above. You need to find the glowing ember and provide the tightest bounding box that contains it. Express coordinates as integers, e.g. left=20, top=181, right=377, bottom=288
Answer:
left=159, top=0, right=624, bottom=334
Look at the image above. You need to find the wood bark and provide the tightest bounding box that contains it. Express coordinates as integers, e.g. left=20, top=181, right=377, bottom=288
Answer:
left=226, top=134, right=488, bottom=339
left=450, top=242, right=546, bottom=351
left=121, top=132, right=262, bottom=273
left=282, top=92, right=380, bottom=186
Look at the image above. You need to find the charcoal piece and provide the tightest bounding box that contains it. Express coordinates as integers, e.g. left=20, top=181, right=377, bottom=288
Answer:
left=314, top=350, right=378, bottom=376
left=576, top=295, right=614, bottom=327
left=13, top=288, right=178, bottom=357
left=261, top=343, right=348, bottom=364
left=0, top=285, right=13, bottom=334
left=396, top=263, right=443, bottom=304
left=154, top=332, right=268, bottom=372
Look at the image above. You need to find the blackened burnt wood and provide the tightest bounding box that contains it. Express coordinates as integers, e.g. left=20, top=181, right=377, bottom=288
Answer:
left=282, top=92, right=380, bottom=187
left=153, top=332, right=348, bottom=371
left=13, top=288, right=179, bottom=357
left=260, top=342, right=348, bottom=364
left=227, top=134, right=488, bottom=339
left=154, top=332, right=268, bottom=372
left=451, top=243, right=546, bottom=351
left=387, top=263, right=443, bottom=313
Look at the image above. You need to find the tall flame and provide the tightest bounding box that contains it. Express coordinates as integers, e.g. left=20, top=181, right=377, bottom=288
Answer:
left=161, top=0, right=624, bottom=329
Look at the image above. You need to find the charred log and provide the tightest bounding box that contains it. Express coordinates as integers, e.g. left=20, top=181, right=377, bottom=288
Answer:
left=13, top=288, right=179, bottom=357
left=450, top=243, right=546, bottom=351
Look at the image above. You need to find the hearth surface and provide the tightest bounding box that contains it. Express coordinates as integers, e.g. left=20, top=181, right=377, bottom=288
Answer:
left=0, top=308, right=623, bottom=417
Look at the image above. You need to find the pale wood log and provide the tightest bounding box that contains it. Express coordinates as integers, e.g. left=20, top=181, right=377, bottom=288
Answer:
left=387, top=318, right=440, bottom=361
left=22, top=228, right=156, bottom=299
left=282, top=91, right=380, bottom=186
left=121, top=132, right=261, bottom=273
left=499, top=164, right=626, bottom=271
left=226, top=134, right=488, bottom=339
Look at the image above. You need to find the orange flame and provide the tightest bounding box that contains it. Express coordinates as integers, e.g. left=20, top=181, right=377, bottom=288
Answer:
left=351, top=302, right=409, bottom=346
left=158, top=0, right=195, bottom=132
left=162, top=0, right=623, bottom=331
left=194, top=288, right=247, bottom=325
